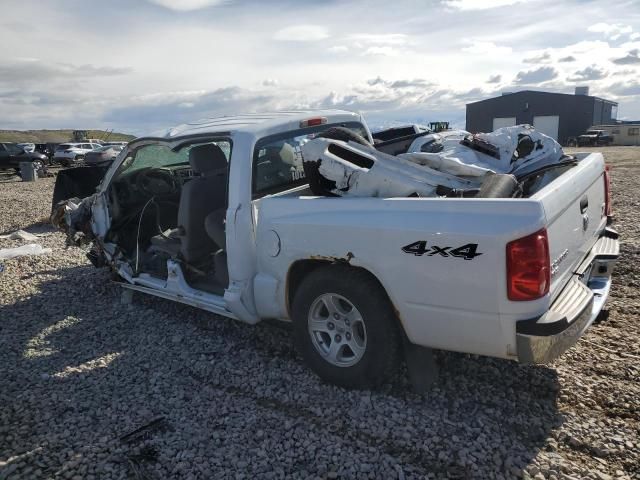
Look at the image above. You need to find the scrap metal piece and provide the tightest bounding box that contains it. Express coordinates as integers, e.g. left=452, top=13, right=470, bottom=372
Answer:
left=302, top=138, right=479, bottom=198
left=50, top=195, right=97, bottom=247
left=302, top=125, right=565, bottom=199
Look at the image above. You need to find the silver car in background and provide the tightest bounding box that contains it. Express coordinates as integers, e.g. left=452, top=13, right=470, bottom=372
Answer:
left=84, top=145, right=124, bottom=166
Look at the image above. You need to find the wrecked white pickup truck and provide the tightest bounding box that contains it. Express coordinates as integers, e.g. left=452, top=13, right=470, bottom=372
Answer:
left=53, top=110, right=619, bottom=389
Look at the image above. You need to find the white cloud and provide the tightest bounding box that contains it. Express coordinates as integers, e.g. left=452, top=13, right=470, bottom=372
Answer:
left=348, top=34, right=409, bottom=46
left=328, top=45, right=349, bottom=54
left=588, top=22, right=633, bottom=41
left=273, top=25, right=329, bottom=42
left=146, top=0, right=225, bottom=11
left=2, top=0, right=640, bottom=131
left=523, top=51, right=552, bottom=64
left=444, top=0, right=523, bottom=10
left=363, top=46, right=399, bottom=57
left=462, top=40, right=512, bottom=56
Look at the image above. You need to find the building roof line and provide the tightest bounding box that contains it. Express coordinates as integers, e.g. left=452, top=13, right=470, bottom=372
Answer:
left=467, top=89, right=617, bottom=106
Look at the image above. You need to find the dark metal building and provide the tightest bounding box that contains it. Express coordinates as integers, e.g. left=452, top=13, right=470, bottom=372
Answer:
left=465, top=89, right=618, bottom=145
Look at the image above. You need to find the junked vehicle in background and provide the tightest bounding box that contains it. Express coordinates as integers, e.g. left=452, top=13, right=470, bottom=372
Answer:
left=53, top=110, right=619, bottom=389
left=17, top=142, right=36, bottom=153
left=53, top=142, right=102, bottom=167
left=34, top=143, right=57, bottom=162
left=84, top=145, right=124, bottom=166
left=0, top=142, right=48, bottom=173
left=577, top=129, right=614, bottom=147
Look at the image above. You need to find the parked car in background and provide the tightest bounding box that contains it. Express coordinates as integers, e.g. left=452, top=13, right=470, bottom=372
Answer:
left=102, top=141, right=128, bottom=147
left=53, top=142, right=101, bottom=167
left=0, top=142, right=48, bottom=172
left=34, top=143, right=57, bottom=161
left=577, top=130, right=614, bottom=147
left=17, top=142, right=36, bottom=153
left=84, top=145, right=124, bottom=166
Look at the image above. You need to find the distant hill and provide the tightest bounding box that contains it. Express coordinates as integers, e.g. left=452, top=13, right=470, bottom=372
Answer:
left=0, top=129, right=135, bottom=143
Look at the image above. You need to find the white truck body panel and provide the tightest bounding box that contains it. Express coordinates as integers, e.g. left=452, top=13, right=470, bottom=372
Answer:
left=255, top=196, right=549, bottom=359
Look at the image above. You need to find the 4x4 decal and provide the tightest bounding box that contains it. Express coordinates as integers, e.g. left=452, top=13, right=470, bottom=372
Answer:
left=402, top=241, right=482, bottom=260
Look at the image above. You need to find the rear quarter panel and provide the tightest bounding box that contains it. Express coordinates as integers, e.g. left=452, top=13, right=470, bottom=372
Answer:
left=256, top=196, right=548, bottom=359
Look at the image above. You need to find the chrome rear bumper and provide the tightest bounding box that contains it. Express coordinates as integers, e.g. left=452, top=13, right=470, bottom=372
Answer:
left=516, top=228, right=619, bottom=364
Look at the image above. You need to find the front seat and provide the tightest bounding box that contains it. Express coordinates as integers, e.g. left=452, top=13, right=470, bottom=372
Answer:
left=150, top=143, right=227, bottom=263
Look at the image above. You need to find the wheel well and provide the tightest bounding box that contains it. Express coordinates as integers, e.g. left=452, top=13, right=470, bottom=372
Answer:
left=286, top=260, right=401, bottom=328
left=286, top=260, right=330, bottom=315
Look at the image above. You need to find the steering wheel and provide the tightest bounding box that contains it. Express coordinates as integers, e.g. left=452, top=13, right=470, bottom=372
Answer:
left=136, top=168, right=180, bottom=196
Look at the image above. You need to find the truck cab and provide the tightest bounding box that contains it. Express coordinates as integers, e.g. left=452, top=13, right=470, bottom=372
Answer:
left=55, top=110, right=619, bottom=389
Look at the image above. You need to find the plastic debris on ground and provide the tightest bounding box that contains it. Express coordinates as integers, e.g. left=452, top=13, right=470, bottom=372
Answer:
left=0, top=229, right=39, bottom=241
left=0, top=244, right=52, bottom=260
left=301, top=124, right=565, bottom=198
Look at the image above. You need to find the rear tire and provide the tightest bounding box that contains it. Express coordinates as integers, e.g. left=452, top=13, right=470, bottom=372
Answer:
left=292, top=265, right=400, bottom=389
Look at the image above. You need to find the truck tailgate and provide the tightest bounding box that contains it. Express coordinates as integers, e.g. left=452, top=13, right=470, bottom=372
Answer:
left=532, top=152, right=607, bottom=301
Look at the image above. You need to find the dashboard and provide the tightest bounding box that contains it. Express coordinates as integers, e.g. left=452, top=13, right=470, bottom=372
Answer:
left=111, top=164, right=196, bottom=205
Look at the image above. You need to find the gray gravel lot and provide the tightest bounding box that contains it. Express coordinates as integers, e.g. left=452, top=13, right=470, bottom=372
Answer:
left=1, top=150, right=639, bottom=480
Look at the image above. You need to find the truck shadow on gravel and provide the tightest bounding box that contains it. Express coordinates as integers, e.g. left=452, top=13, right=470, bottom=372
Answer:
left=1, top=263, right=563, bottom=479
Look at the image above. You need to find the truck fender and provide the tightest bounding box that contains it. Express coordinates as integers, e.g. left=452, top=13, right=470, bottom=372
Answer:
left=285, top=259, right=407, bottom=336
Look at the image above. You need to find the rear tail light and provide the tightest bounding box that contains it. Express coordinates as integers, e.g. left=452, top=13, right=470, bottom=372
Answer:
left=507, top=229, right=550, bottom=301
left=300, top=117, right=327, bottom=128
left=603, top=165, right=612, bottom=217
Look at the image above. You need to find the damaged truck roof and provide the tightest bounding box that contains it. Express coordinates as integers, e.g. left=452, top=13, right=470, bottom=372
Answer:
left=153, top=110, right=365, bottom=141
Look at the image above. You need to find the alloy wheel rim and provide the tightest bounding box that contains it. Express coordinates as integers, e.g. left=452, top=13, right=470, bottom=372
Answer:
left=307, top=293, right=367, bottom=367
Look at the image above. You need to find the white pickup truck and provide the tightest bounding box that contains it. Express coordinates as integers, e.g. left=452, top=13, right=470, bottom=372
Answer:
left=55, top=110, right=620, bottom=389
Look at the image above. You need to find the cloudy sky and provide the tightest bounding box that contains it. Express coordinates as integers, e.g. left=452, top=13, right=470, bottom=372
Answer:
left=1, top=0, right=639, bottom=134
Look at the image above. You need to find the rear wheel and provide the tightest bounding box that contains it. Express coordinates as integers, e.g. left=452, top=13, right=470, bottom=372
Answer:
left=292, top=265, right=400, bottom=389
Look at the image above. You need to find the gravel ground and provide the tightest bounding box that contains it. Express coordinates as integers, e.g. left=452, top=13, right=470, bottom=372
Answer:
left=1, top=150, right=638, bottom=480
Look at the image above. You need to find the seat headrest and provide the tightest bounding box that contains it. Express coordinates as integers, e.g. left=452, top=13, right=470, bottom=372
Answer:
left=189, top=143, right=227, bottom=174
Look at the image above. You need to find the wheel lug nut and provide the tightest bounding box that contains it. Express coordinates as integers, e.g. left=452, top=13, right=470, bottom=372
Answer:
left=333, top=313, right=340, bottom=320
left=344, top=319, right=350, bottom=326
left=335, top=334, right=342, bottom=342
left=328, top=322, right=335, bottom=330
left=346, top=332, right=351, bottom=340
